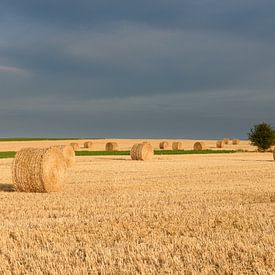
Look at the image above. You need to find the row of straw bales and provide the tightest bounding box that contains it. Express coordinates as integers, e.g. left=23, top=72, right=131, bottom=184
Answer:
left=223, top=138, right=240, bottom=145
left=71, top=141, right=210, bottom=151
left=70, top=142, right=119, bottom=151
left=160, top=141, right=206, bottom=151
left=71, top=139, right=244, bottom=151
left=11, top=138, right=245, bottom=194
left=216, top=138, right=241, bottom=148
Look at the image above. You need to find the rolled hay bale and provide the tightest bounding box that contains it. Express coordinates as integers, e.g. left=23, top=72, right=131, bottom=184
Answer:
left=216, top=140, right=225, bottom=148
left=70, top=142, right=79, bottom=151
left=159, top=141, right=169, bottom=149
left=193, top=142, right=206, bottom=151
left=130, top=143, right=140, bottom=160
left=223, top=138, right=229, bottom=145
left=105, top=142, right=118, bottom=151
left=84, top=141, right=93, bottom=149
left=232, top=139, right=240, bottom=145
left=12, top=147, right=67, bottom=193
left=130, top=143, right=153, bottom=161
left=172, top=142, right=182, bottom=150
left=52, top=145, right=75, bottom=168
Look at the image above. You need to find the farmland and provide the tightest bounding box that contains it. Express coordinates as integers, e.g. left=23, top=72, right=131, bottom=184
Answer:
left=0, top=139, right=274, bottom=273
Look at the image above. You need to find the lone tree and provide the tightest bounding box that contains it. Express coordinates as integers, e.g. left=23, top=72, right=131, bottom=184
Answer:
left=248, top=122, right=275, bottom=151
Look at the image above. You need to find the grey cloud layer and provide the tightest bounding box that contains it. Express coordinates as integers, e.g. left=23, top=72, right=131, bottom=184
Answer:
left=0, top=1, right=274, bottom=137
left=1, top=91, right=274, bottom=138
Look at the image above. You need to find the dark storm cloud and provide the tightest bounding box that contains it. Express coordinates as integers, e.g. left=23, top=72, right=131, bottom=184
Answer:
left=1, top=1, right=274, bottom=36
left=0, top=1, right=274, bottom=137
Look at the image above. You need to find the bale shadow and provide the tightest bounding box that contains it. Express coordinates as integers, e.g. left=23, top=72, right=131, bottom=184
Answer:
left=236, top=159, right=274, bottom=162
left=0, top=183, right=15, bottom=192
left=103, top=158, right=131, bottom=161
left=87, top=157, right=131, bottom=161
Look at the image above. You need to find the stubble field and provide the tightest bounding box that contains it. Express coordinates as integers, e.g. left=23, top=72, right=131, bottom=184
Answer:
left=0, top=139, right=274, bottom=274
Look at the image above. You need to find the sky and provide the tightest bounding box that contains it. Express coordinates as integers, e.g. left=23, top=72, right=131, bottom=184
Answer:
left=0, top=0, right=274, bottom=139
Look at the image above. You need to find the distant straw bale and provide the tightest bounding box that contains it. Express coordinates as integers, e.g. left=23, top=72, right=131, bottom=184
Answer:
left=159, top=141, right=169, bottom=149
left=131, top=143, right=153, bottom=161
left=12, top=147, right=66, bottom=193
left=105, top=142, right=118, bottom=151
left=273, top=148, right=275, bottom=161
left=53, top=145, right=75, bottom=168
left=70, top=143, right=79, bottom=151
left=216, top=140, right=225, bottom=148
left=194, top=142, right=206, bottom=151
left=84, top=141, right=93, bottom=149
left=172, top=142, right=182, bottom=150
left=223, top=138, right=229, bottom=145
left=232, top=139, right=240, bottom=145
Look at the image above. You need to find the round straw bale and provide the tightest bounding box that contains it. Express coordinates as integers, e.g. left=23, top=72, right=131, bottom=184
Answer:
left=12, top=147, right=67, bottom=193
left=159, top=141, right=169, bottom=149
left=193, top=142, right=206, bottom=151
left=70, top=142, right=79, bottom=151
left=216, top=140, right=225, bottom=148
left=172, top=142, right=182, bottom=150
left=84, top=141, right=93, bottom=149
left=130, top=143, right=140, bottom=160
left=223, top=138, right=229, bottom=145
left=273, top=148, right=275, bottom=161
left=232, top=139, right=240, bottom=145
left=131, top=143, right=153, bottom=161
left=53, top=145, right=75, bottom=168
left=105, top=142, right=118, bottom=151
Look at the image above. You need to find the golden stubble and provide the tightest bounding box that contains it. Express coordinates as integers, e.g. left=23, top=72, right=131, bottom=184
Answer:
left=0, top=149, right=274, bottom=274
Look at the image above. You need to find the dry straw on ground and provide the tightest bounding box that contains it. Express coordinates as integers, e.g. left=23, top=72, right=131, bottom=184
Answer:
left=130, top=143, right=154, bottom=161
left=84, top=141, right=93, bottom=149
left=12, top=147, right=66, bottom=193
left=70, top=142, right=79, bottom=151
left=172, top=142, right=182, bottom=150
left=0, top=140, right=273, bottom=274
left=194, top=142, right=206, bottom=151
left=106, top=142, right=118, bottom=151
left=53, top=145, right=75, bottom=168
left=216, top=140, right=225, bottom=148
left=233, top=139, right=240, bottom=145
left=159, top=141, right=169, bottom=149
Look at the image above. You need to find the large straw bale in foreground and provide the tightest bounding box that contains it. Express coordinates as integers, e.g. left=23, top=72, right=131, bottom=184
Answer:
left=172, top=142, right=182, bottom=150
left=159, top=141, right=169, bottom=149
left=105, top=142, right=118, bottom=151
left=216, top=140, right=225, bottom=148
left=84, top=141, right=93, bottom=149
left=12, top=147, right=66, bottom=193
left=53, top=145, right=75, bottom=168
left=232, top=139, right=240, bottom=145
left=130, top=144, right=140, bottom=160
left=70, top=142, right=79, bottom=151
left=193, top=142, right=206, bottom=151
left=131, top=143, right=153, bottom=161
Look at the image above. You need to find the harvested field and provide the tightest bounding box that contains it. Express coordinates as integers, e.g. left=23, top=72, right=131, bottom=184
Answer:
left=0, top=148, right=274, bottom=274
left=0, top=138, right=256, bottom=152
